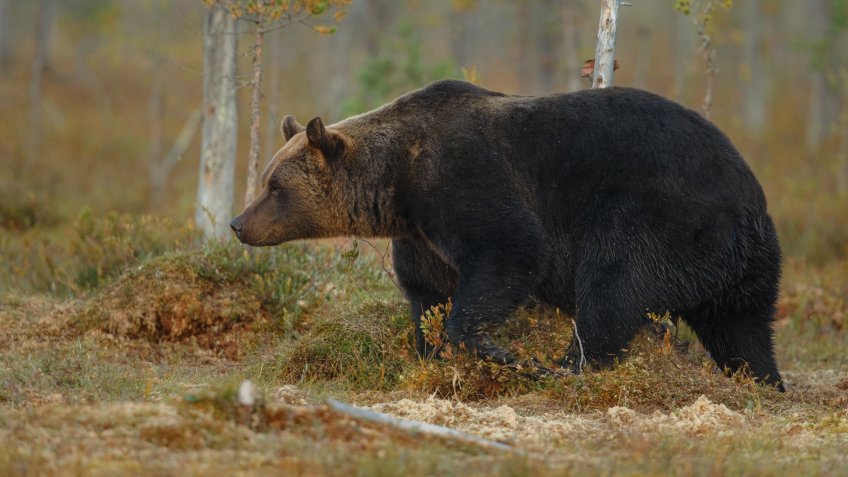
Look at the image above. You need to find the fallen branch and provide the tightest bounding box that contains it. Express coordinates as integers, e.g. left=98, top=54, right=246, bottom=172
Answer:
left=571, top=319, right=586, bottom=374
left=326, top=399, right=521, bottom=454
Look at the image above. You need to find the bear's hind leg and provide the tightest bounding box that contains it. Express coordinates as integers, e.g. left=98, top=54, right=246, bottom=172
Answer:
left=558, top=271, right=647, bottom=371
left=684, top=304, right=784, bottom=391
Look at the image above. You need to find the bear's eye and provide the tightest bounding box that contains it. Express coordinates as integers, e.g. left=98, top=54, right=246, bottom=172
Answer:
left=269, top=185, right=280, bottom=197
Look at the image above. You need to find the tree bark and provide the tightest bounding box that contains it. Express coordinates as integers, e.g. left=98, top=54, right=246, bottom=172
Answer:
left=591, top=0, right=620, bottom=89
left=244, top=21, right=264, bottom=207
left=196, top=4, right=238, bottom=240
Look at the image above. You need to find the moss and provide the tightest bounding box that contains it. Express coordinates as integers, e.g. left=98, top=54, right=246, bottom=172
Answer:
left=271, top=299, right=413, bottom=391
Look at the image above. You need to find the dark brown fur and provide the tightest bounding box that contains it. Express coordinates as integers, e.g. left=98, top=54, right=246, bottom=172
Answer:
left=231, top=80, right=784, bottom=390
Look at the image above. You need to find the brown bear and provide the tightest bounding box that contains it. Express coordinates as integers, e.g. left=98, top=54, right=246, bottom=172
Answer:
left=230, top=80, right=784, bottom=390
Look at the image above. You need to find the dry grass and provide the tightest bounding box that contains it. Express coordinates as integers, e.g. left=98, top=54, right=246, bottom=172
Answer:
left=1, top=236, right=846, bottom=476
left=1, top=7, right=847, bottom=474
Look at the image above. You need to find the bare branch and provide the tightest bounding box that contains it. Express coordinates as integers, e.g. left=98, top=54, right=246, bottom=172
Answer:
left=571, top=319, right=586, bottom=374
left=326, top=399, right=521, bottom=454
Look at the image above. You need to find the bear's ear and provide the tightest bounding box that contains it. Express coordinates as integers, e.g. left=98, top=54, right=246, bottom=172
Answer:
left=281, top=115, right=304, bottom=142
left=306, top=117, right=345, bottom=160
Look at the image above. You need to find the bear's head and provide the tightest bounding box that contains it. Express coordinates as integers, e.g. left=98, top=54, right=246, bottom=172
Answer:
left=230, top=115, right=350, bottom=246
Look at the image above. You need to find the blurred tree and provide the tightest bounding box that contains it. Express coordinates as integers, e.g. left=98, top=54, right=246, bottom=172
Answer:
left=537, top=0, right=558, bottom=93
left=561, top=1, right=583, bottom=92
left=840, top=70, right=848, bottom=195
left=26, top=0, right=55, bottom=171
left=59, top=0, right=118, bottom=93
left=449, top=0, right=477, bottom=70
left=210, top=0, right=349, bottom=208
left=806, top=0, right=846, bottom=150
left=631, top=25, right=653, bottom=90
left=672, top=7, right=695, bottom=101
left=741, top=0, right=768, bottom=135
left=516, top=2, right=535, bottom=91
left=343, top=22, right=454, bottom=115
left=196, top=2, right=238, bottom=240
left=0, top=0, right=9, bottom=70
left=149, top=0, right=166, bottom=207
left=675, top=0, right=733, bottom=119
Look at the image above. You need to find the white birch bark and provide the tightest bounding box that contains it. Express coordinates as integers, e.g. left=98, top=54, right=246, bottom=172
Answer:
left=196, top=4, right=238, bottom=240
left=591, top=0, right=620, bottom=89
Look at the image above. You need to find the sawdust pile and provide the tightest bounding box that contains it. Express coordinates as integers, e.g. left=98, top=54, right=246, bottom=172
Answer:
left=370, top=394, right=748, bottom=450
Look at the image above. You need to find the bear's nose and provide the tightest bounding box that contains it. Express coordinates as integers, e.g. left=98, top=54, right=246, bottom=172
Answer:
left=229, top=217, right=244, bottom=236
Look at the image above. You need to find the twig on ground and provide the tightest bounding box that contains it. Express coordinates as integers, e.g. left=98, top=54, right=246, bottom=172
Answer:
left=571, top=319, right=586, bottom=374
left=326, top=399, right=522, bottom=454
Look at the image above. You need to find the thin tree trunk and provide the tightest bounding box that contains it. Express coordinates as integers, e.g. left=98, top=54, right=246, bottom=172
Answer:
left=537, top=0, right=557, bottom=94
left=632, top=25, right=652, bottom=90
left=673, top=10, right=694, bottom=102
left=591, top=0, right=620, bottom=89
left=516, top=2, right=535, bottom=92
left=448, top=4, right=475, bottom=69
left=152, top=109, right=203, bottom=208
left=838, top=88, right=848, bottom=196
left=742, top=0, right=767, bottom=135
left=561, top=1, right=582, bottom=92
left=244, top=21, right=264, bottom=207
left=263, top=31, right=280, bottom=163
left=806, top=0, right=829, bottom=149
left=148, top=0, right=165, bottom=208
left=196, top=4, right=238, bottom=240
left=0, top=0, right=10, bottom=70
left=26, top=0, right=54, bottom=170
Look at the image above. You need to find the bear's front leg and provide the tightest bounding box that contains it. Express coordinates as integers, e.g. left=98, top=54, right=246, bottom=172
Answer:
left=444, top=243, right=548, bottom=368
left=392, top=238, right=458, bottom=358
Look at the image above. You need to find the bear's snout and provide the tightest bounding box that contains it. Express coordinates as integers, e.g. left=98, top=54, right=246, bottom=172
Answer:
left=229, top=216, right=245, bottom=239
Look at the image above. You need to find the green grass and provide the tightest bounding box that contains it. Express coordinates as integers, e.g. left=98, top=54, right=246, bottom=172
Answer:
left=1, top=218, right=846, bottom=476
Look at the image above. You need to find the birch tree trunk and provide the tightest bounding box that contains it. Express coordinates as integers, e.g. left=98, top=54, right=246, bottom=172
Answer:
left=196, top=4, right=238, bottom=240
left=244, top=21, right=264, bottom=207
left=591, top=0, right=620, bottom=89
left=263, top=32, right=280, bottom=163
